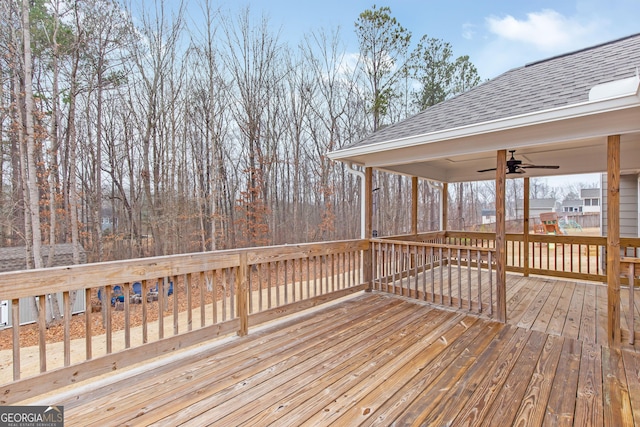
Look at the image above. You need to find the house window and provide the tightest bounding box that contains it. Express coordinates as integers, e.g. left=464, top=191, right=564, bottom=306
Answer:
left=591, top=198, right=599, bottom=206
left=584, top=199, right=591, bottom=206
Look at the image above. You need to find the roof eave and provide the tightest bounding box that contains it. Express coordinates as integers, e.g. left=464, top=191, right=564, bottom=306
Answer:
left=327, top=92, right=640, bottom=165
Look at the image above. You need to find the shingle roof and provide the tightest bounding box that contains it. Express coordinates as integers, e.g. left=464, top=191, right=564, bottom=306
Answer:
left=347, top=33, right=640, bottom=149
left=580, top=188, right=600, bottom=198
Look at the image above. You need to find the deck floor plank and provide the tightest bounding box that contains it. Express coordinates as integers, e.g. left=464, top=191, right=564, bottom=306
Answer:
left=512, top=334, right=564, bottom=427
left=448, top=327, right=532, bottom=426
left=532, top=280, right=567, bottom=334
left=483, top=329, right=548, bottom=426
left=547, top=281, right=576, bottom=336
left=544, top=337, right=582, bottom=426
left=563, top=280, right=586, bottom=340
left=192, top=306, right=456, bottom=427
left=574, top=340, right=604, bottom=427
left=239, top=309, right=458, bottom=427
left=16, top=274, right=640, bottom=427
left=621, top=349, right=640, bottom=425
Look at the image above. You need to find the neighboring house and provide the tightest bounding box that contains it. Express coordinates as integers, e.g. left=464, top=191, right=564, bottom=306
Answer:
left=561, top=199, right=583, bottom=213
left=481, top=209, right=496, bottom=224
left=516, top=198, right=559, bottom=220
left=0, top=244, right=86, bottom=329
left=581, top=188, right=601, bottom=214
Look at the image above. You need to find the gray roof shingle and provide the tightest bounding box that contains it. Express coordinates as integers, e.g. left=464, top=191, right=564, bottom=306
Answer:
left=348, top=33, right=640, bottom=149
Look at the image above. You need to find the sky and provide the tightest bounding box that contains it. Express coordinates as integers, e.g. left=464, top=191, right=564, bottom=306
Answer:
left=185, top=0, right=640, bottom=188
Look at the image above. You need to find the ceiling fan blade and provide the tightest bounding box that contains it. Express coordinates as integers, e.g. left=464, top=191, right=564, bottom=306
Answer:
left=521, top=165, right=560, bottom=169
left=477, top=167, right=497, bottom=173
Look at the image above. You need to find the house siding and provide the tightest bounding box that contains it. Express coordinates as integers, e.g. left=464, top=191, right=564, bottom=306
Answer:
left=601, top=173, right=638, bottom=237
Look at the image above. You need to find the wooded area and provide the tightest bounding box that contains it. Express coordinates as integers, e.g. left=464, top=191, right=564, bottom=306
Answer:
left=2, top=0, right=534, bottom=265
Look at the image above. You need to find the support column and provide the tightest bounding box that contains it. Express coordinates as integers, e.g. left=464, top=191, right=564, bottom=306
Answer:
left=364, top=167, right=373, bottom=291
left=495, top=150, right=507, bottom=322
left=523, top=177, right=530, bottom=277
left=411, top=176, right=418, bottom=235
left=607, top=135, right=621, bottom=347
left=442, top=183, right=448, bottom=232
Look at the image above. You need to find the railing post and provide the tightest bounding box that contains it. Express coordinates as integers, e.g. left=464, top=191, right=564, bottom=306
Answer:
left=364, top=167, right=373, bottom=291
left=237, top=252, right=249, bottom=336
left=607, top=134, right=621, bottom=348
left=523, top=177, right=530, bottom=277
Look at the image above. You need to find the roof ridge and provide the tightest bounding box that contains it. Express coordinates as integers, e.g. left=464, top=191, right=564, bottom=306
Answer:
left=524, top=32, right=640, bottom=68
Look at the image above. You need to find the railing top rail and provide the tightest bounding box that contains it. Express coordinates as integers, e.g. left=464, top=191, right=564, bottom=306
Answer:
left=0, top=239, right=369, bottom=301
left=371, top=238, right=495, bottom=253
left=621, top=257, right=640, bottom=264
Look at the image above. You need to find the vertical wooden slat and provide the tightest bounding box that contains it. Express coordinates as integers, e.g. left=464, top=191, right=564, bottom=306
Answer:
left=158, top=279, right=164, bottom=340
left=267, top=263, right=272, bottom=309
left=85, top=288, right=92, bottom=360
left=430, top=247, right=435, bottom=302
left=477, top=251, right=483, bottom=313
left=447, top=247, right=452, bottom=305
left=495, top=149, right=507, bottom=322
left=105, top=285, right=112, bottom=354
left=607, top=134, right=621, bottom=347
left=222, top=269, right=228, bottom=321
left=439, top=247, right=444, bottom=304
left=629, top=263, right=635, bottom=345
left=457, top=248, right=462, bottom=308
left=12, top=298, right=20, bottom=380
left=173, top=276, right=179, bottom=335
left=488, top=251, right=494, bottom=316
left=142, top=279, right=148, bottom=344
left=124, top=283, right=130, bottom=349
left=38, top=295, right=46, bottom=373
left=186, top=274, right=192, bottom=332
left=212, top=270, right=218, bottom=323
left=229, top=268, right=235, bottom=319
left=467, top=249, right=472, bottom=311
left=237, top=252, right=249, bottom=336
left=63, top=291, right=71, bottom=367
left=291, top=259, right=296, bottom=302
left=199, top=272, right=205, bottom=327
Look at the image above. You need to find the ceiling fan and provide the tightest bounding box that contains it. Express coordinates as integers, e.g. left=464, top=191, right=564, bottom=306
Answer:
left=477, top=150, right=560, bottom=174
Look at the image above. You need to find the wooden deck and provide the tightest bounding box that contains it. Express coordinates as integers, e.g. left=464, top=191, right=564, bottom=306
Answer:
left=20, top=275, right=640, bottom=426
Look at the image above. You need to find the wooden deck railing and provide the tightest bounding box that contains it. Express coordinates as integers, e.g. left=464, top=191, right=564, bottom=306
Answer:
left=371, top=238, right=496, bottom=316
left=0, top=239, right=368, bottom=403
left=621, top=257, right=640, bottom=345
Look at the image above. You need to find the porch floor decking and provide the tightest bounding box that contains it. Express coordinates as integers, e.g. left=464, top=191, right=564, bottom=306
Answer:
left=21, top=276, right=640, bottom=426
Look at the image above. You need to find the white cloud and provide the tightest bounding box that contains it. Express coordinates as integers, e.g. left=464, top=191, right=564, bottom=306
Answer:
left=485, top=9, right=597, bottom=52
left=462, top=23, right=476, bottom=40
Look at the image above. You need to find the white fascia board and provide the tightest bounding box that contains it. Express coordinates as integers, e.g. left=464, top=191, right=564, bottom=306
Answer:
left=327, top=93, right=640, bottom=163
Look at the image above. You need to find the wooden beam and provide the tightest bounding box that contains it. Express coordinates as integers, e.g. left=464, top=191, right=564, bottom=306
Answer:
left=364, top=167, right=373, bottom=290
left=523, top=177, right=530, bottom=277
left=442, top=183, right=448, bottom=231
left=411, top=176, right=418, bottom=235
left=495, top=150, right=507, bottom=322
left=607, top=134, right=621, bottom=347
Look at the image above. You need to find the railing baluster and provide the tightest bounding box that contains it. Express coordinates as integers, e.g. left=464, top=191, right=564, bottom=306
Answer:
left=630, top=263, right=635, bottom=345
left=467, top=249, right=472, bottom=311
left=124, top=283, right=131, bottom=349
left=477, top=251, right=482, bottom=314
left=12, top=298, right=20, bottom=380
left=430, top=247, right=435, bottom=302
left=200, top=272, right=206, bottom=327
left=439, top=247, right=444, bottom=304
left=457, top=248, right=462, bottom=309
left=448, top=248, right=452, bottom=306
left=142, top=280, right=148, bottom=344
left=488, top=252, right=493, bottom=316
left=85, top=288, right=92, bottom=360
